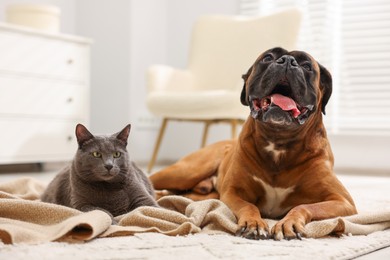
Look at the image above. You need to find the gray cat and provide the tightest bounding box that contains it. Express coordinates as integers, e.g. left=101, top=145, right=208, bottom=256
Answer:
left=41, top=124, right=158, bottom=220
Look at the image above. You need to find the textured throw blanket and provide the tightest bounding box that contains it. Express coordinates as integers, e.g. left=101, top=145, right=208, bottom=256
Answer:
left=1, top=177, right=390, bottom=245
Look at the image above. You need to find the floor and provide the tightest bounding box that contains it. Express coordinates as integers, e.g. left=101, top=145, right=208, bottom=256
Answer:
left=0, top=162, right=389, bottom=259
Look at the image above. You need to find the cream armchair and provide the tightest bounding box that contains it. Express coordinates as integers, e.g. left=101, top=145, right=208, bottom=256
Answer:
left=146, top=9, right=302, bottom=172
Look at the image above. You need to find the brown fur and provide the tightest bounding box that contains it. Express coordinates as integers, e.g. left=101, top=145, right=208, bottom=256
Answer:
left=150, top=48, right=357, bottom=240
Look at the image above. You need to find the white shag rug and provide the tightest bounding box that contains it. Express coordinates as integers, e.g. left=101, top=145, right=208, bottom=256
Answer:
left=1, top=231, right=390, bottom=260
left=0, top=174, right=389, bottom=259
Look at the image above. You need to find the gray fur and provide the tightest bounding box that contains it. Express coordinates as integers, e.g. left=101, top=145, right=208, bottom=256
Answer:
left=41, top=124, right=158, bottom=218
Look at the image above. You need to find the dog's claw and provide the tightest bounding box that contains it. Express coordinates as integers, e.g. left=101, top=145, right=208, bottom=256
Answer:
left=284, top=231, right=303, bottom=241
left=258, top=229, right=269, bottom=240
left=252, top=229, right=258, bottom=237
left=236, top=225, right=269, bottom=240
left=235, top=227, right=246, bottom=237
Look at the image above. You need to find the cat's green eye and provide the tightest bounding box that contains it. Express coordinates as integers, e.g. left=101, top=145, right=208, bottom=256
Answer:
left=113, top=152, right=121, bottom=158
left=92, top=151, right=102, bottom=158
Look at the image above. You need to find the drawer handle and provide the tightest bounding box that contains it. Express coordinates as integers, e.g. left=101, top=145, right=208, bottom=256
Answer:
left=67, top=59, right=74, bottom=65
left=67, top=136, right=73, bottom=142
left=66, top=97, right=73, bottom=103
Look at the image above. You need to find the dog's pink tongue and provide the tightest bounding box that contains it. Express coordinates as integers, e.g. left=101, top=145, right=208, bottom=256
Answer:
left=271, top=94, right=301, bottom=118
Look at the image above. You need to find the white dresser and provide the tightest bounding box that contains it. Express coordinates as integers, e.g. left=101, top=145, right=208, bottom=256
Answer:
left=0, top=23, right=91, bottom=164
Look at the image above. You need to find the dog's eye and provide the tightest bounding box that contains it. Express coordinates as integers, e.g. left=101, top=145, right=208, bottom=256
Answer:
left=262, top=54, right=273, bottom=62
left=302, top=62, right=312, bottom=71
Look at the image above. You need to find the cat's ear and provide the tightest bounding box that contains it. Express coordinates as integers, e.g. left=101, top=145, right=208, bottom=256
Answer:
left=116, top=124, right=131, bottom=146
left=75, top=124, right=94, bottom=148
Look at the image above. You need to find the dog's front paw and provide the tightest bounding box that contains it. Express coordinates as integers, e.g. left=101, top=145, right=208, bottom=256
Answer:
left=236, top=216, right=270, bottom=240
left=271, top=217, right=306, bottom=240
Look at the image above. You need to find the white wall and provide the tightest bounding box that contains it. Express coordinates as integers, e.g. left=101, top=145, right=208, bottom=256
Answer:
left=127, top=0, right=240, bottom=164
left=76, top=0, right=240, bottom=164
left=75, top=0, right=131, bottom=135
left=329, top=134, right=390, bottom=172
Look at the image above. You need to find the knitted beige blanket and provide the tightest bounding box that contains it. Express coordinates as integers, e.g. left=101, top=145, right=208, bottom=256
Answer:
left=1, top=177, right=389, bottom=245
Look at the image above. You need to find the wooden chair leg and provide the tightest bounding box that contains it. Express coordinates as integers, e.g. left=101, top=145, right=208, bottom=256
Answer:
left=231, top=119, right=238, bottom=139
left=201, top=120, right=211, bottom=147
left=148, top=118, right=168, bottom=173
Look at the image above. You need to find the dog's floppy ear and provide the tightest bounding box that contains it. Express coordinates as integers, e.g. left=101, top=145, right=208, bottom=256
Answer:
left=319, top=63, right=332, bottom=115
left=240, top=65, right=253, bottom=106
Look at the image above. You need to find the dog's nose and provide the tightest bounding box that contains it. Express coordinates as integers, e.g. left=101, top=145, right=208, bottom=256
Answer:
left=276, top=55, right=298, bottom=67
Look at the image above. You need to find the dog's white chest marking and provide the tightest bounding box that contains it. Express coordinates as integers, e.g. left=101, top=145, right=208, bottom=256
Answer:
left=264, top=142, right=285, bottom=162
left=252, top=176, right=294, bottom=218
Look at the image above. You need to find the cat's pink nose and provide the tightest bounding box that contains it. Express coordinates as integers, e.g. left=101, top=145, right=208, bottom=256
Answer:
left=105, top=164, right=113, bottom=171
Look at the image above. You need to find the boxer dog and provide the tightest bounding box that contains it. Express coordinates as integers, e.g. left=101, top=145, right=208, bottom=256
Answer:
left=150, top=47, right=357, bottom=240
